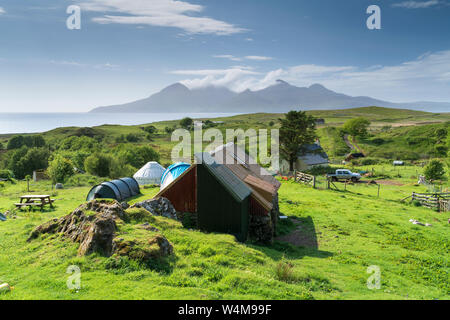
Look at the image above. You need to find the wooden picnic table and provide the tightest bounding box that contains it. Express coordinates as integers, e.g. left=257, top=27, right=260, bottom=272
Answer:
left=15, top=195, right=55, bottom=211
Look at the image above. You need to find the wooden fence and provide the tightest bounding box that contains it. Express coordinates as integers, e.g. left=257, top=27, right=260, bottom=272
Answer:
left=411, top=192, right=450, bottom=212
left=294, top=171, right=316, bottom=188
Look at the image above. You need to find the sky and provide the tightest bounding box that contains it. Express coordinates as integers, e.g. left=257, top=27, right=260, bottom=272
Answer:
left=0, top=0, right=449, bottom=112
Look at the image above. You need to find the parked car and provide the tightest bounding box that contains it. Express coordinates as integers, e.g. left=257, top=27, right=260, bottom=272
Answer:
left=327, top=169, right=362, bottom=182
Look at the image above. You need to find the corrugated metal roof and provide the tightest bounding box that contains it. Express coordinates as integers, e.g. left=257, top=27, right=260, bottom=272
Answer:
left=210, top=143, right=281, bottom=190
left=298, top=153, right=329, bottom=166
left=195, top=153, right=251, bottom=202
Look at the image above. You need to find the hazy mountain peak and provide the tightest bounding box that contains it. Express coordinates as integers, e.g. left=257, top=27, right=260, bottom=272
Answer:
left=160, top=82, right=190, bottom=93
left=309, top=83, right=327, bottom=90
left=275, top=79, right=290, bottom=86
left=89, top=81, right=450, bottom=113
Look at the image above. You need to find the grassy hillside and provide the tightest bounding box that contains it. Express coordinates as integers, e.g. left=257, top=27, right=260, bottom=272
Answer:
left=0, top=175, right=448, bottom=300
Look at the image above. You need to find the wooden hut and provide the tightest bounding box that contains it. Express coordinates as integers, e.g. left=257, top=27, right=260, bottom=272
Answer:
left=155, top=153, right=254, bottom=242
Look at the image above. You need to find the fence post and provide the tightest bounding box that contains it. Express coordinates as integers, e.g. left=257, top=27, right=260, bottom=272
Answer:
left=377, top=184, right=380, bottom=198
left=294, top=170, right=297, bottom=182
left=313, top=176, right=316, bottom=189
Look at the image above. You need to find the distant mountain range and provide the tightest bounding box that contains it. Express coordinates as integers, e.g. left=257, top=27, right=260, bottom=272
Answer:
left=90, top=80, right=450, bottom=113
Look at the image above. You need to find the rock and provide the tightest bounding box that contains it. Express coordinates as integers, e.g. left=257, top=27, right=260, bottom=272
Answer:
left=121, top=202, right=130, bottom=210
left=0, top=283, right=13, bottom=294
left=114, top=235, right=173, bottom=262
left=140, top=222, right=159, bottom=232
left=27, top=199, right=173, bottom=263
left=28, top=200, right=119, bottom=256
left=55, top=183, right=64, bottom=190
left=131, top=197, right=178, bottom=221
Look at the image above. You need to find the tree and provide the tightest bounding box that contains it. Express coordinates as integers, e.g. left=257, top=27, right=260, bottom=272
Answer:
left=48, top=155, right=75, bottom=183
left=84, top=153, right=113, bottom=177
left=343, top=118, right=371, bottom=137
left=8, top=147, right=50, bottom=179
left=435, top=128, right=447, bottom=142
left=279, top=111, right=317, bottom=171
left=115, top=145, right=160, bottom=168
left=7, top=135, right=25, bottom=150
left=180, top=117, right=193, bottom=130
left=424, top=160, right=445, bottom=181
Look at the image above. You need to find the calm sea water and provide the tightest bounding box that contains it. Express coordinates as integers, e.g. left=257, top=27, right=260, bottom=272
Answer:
left=0, top=113, right=235, bottom=134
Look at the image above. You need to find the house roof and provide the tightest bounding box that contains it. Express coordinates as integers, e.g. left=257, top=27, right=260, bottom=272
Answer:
left=195, top=153, right=252, bottom=202
left=297, top=143, right=329, bottom=166
left=210, top=143, right=281, bottom=190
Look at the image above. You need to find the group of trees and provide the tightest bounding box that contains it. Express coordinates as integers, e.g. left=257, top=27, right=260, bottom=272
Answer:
left=0, top=133, right=161, bottom=183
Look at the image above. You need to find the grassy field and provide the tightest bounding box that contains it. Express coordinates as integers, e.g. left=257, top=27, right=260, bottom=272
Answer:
left=0, top=106, right=448, bottom=300
left=0, top=170, right=448, bottom=300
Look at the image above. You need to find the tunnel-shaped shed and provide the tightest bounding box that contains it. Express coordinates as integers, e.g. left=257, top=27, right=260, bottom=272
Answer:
left=86, top=177, right=140, bottom=202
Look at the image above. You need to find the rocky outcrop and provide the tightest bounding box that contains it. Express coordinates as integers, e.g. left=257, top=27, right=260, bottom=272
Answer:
left=27, top=200, right=173, bottom=261
left=131, top=197, right=178, bottom=221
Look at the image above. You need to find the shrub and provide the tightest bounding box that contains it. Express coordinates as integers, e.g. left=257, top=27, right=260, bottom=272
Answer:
left=115, top=145, right=160, bottom=169
left=125, top=133, right=139, bottom=142
left=47, top=155, right=75, bottom=183
left=84, top=153, right=113, bottom=177
left=0, top=169, right=13, bottom=180
left=424, top=160, right=446, bottom=181
left=342, top=118, right=371, bottom=137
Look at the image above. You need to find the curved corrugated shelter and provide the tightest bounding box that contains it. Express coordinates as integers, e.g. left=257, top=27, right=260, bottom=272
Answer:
left=86, top=177, right=140, bottom=202
left=133, top=162, right=166, bottom=185
left=160, top=162, right=191, bottom=191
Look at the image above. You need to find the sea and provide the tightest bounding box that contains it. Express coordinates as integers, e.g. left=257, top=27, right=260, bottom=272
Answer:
left=0, top=113, right=235, bottom=134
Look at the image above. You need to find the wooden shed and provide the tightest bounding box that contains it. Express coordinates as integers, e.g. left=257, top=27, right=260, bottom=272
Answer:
left=155, top=153, right=252, bottom=242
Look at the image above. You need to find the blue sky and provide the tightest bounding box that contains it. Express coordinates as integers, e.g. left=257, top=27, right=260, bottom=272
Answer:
left=0, top=0, right=449, bottom=112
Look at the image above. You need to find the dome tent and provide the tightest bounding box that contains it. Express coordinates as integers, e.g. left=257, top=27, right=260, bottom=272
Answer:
left=86, top=177, right=140, bottom=202
left=133, top=162, right=166, bottom=186
left=160, top=162, right=191, bottom=191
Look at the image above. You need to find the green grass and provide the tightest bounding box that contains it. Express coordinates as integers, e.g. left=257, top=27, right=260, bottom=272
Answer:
left=0, top=176, right=448, bottom=300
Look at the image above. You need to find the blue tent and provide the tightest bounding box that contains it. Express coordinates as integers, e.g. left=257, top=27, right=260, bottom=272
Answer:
left=160, top=162, right=191, bottom=190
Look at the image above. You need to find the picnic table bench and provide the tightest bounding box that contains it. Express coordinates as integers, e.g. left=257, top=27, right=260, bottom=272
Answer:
left=15, top=195, right=55, bottom=211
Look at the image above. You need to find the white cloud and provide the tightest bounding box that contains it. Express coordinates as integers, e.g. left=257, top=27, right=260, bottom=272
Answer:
left=213, top=55, right=242, bottom=62
left=173, top=50, right=450, bottom=102
left=0, top=7, right=5, bottom=14
left=245, top=56, right=273, bottom=61
left=77, top=0, right=246, bottom=35
left=213, top=55, right=273, bottom=62
left=392, top=1, right=440, bottom=8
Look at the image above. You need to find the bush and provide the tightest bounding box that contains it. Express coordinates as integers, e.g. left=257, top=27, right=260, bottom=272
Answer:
left=47, top=155, right=75, bottom=183
left=84, top=153, right=113, bottom=177
left=0, top=169, right=13, bottom=180
left=125, top=133, right=139, bottom=142
left=180, top=117, right=193, bottom=130
left=424, top=160, right=446, bottom=181
left=6, top=135, right=46, bottom=150
left=8, top=147, right=50, bottom=179
left=115, top=145, right=160, bottom=169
